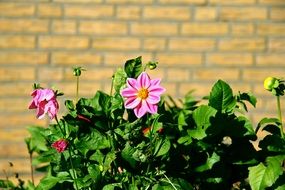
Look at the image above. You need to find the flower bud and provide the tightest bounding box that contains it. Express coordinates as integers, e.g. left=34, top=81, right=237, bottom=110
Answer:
left=52, top=139, right=68, bottom=153
left=147, top=62, right=158, bottom=70
left=264, top=77, right=278, bottom=91
left=73, top=68, right=81, bottom=76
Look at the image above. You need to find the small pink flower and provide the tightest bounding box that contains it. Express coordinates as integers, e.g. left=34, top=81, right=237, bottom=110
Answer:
left=121, top=72, right=165, bottom=118
left=28, top=88, right=59, bottom=120
left=52, top=139, right=68, bottom=153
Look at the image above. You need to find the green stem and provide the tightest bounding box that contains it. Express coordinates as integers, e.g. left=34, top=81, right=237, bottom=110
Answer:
left=76, top=76, right=79, bottom=103
left=55, top=116, right=78, bottom=190
left=162, top=173, right=178, bottom=190
left=29, top=152, right=34, bottom=185
left=110, top=75, right=114, bottom=96
left=68, top=148, right=79, bottom=190
left=277, top=96, right=284, bottom=138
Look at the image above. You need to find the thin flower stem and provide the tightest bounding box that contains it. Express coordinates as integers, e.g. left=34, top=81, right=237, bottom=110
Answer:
left=277, top=96, right=284, bottom=138
left=55, top=115, right=78, bottom=190
left=110, top=75, right=114, bottom=96
left=29, top=152, right=34, bottom=185
left=162, top=173, right=178, bottom=190
left=76, top=76, right=79, bottom=103
left=55, top=115, right=65, bottom=136
left=3, top=169, right=9, bottom=189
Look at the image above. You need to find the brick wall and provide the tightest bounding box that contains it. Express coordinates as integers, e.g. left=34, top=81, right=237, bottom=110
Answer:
left=0, top=0, right=285, bottom=182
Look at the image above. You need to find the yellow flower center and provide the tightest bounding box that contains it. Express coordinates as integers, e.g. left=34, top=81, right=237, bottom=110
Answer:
left=137, top=88, right=149, bottom=99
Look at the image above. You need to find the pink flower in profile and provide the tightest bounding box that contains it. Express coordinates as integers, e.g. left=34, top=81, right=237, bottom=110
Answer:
left=121, top=72, right=165, bottom=118
left=52, top=139, right=68, bottom=153
left=28, top=88, right=59, bottom=120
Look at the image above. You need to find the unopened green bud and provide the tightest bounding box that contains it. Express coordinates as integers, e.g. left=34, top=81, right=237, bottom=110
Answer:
left=264, top=77, right=278, bottom=91
left=147, top=62, right=158, bottom=70
left=73, top=67, right=85, bottom=77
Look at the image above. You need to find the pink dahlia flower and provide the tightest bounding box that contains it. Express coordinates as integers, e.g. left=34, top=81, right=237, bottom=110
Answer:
left=52, top=139, right=68, bottom=153
left=121, top=72, right=165, bottom=118
left=28, top=88, right=59, bottom=120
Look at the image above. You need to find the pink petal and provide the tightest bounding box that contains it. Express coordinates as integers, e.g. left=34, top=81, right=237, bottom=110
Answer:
left=28, top=100, right=37, bottom=109
left=45, top=100, right=58, bottom=120
left=124, top=97, right=141, bottom=109
left=133, top=102, right=147, bottom=118
left=127, top=78, right=139, bottom=90
left=146, top=94, right=160, bottom=104
left=137, top=72, right=150, bottom=89
left=40, top=89, right=55, bottom=101
left=36, top=106, right=45, bottom=119
left=150, top=79, right=161, bottom=86
left=142, top=100, right=158, bottom=114
left=148, top=86, right=166, bottom=95
left=121, top=88, right=137, bottom=98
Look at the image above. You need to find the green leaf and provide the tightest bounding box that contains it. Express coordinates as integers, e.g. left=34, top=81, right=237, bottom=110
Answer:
left=75, top=129, right=110, bottom=156
left=259, top=135, right=285, bottom=153
left=249, top=155, right=285, bottom=190
left=154, top=138, right=171, bottom=157
left=209, top=80, right=236, bottom=112
left=113, top=68, right=127, bottom=92
left=124, top=56, right=143, bottom=78
left=102, top=183, right=122, bottom=190
left=256, top=117, right=280, bottom=133
left=195, top=152, right=220, bottom=172
left=121, top=142, right=137, bottom=168
left=26, top=126, right=48, bottom=152
left=36, top=176, right=59, bottom=190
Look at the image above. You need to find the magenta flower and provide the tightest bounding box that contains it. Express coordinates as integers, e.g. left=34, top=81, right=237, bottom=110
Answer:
left=52, top=139, right=68, bottom=153
left=28, top=88, right=59, bottom=120
left=121, top=72, right=165, bottom=118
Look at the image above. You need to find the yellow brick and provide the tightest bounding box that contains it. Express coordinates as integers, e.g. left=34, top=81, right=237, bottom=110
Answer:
left=243, top=69, right=285, bottom=82
left=0, top=158, right=30, bottom=173
left=52, top=52, right=101, bottom=65
left=0, top=19, right=49, bottom=33
left=269, top=39, right=285, bottom=52
left=270, top=8, right=285, bottom=21
left=64, top=68, right=114, bottom=81
left=209, top=0, right=255, bottom=4
left=207, top=53, right=253, bottom=65
left=79, top=21, right=128, bottom=35
left=162, top=83, right=177, bottom=97
left=231, top=23, right=254, bottom=36
left=92, top=37, right=140, bottom=50
left=65, top=5, right=114, bottom=18
left=159, top=0, right=206, bottom=4
left=0, top=83, right=33, bottom=97
left=106, top=0, right=153, bottom=3
left=193, top=69, right=240, bottom=81
left=179, top=82, right=212, bottom=97
left=0, top=52, right=48, bottom=65
left=181, top=23, right=228, bottom=36
left=38, top=4, right=62, bottom=17
left=104, top=53, right=152, bottom=65
left=220, top=8, right=267, bottom=21
left=0, top=114, right=46, bottom=128
left=143, top=7, right=191, bottom=20
left=169, top=38, right=216, bottom=51
left=259, top=0, right=285, bottom=5
left=0, top=143, right=29, bottom=157
left=39, top=36, right=89, bottom=49
left=52, top=20, right=76, bottom=34
left=256, top=54, right=285, bottom=65
left=167, top=69, right=190, bottom=82
left=38, top=67, right=63, bottom=81
left=131, top=23, right=178, bottom=36
left=143, top=38, right=166, bottom=51
left=117, top=6, right=141, bottom=20
left=257, top=24, right=285, bottom=36
left=0, top=35, right=35, bottom=49
left=195, top=7, right=217, bottom=21
left=156, top=53, right=202, bottom=66
left=0, top=67, right=35, bottom=81
left=0, top=3, right=35, bottom=16
left=54, top=0, right=102, bottom=2
left=219, top=38, right=265, bottom=52
left=56, top=82, right=102, bottom=97
left=0, top=99, right=31, bottom=113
